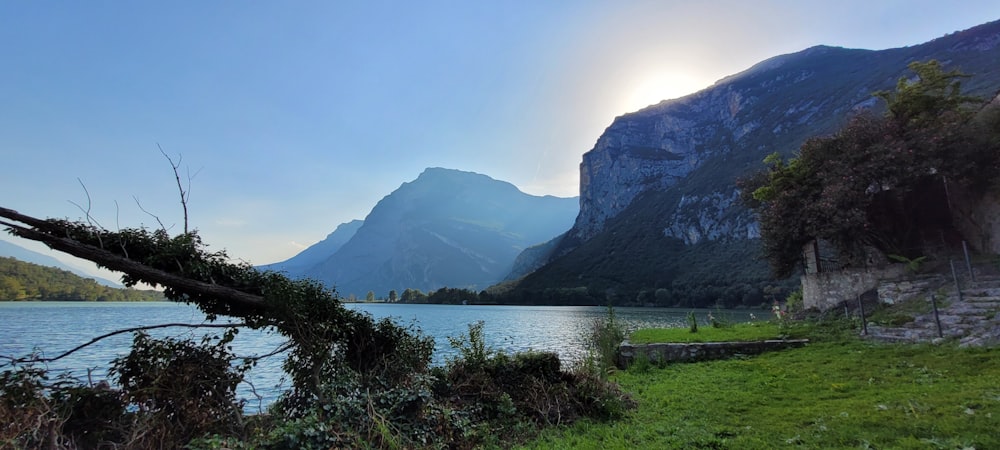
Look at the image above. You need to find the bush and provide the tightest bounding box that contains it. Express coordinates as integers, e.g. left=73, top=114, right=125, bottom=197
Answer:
left=581, top=305, right=627, bottom=378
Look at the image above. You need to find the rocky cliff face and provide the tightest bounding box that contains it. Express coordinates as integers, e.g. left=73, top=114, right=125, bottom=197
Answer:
left=573, top=45, right=873, bottom=243
left=571, top=21, right=1000, bottom=246
left=513, top=20, right=1000, bottom=306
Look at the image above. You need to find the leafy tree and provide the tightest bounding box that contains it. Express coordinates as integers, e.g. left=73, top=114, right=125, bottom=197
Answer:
left=365, top=290, right=375, bottom=302
left=426, top=287, right=479, bottom=304
left=401, top=287, right=427, bottom=303
left=876, top=60, right=979, bottom=127
left=388, top=289, right=398, bottom=303
left=740, top=60, right=1000, bottom=277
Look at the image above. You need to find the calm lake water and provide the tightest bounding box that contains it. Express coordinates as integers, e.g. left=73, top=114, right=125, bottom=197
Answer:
left=0, top=301, right=753, bottom=411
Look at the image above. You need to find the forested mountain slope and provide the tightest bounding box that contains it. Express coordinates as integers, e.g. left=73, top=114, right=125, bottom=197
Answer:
left=503, top=20, right=1000, bottom=307
left=0, top=256, right=162, bottom=301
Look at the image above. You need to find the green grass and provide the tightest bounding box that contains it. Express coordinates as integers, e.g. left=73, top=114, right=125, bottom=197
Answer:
left=522, top=321, right=1000, bottom=449
left=628, top=321, right=800, bottom=344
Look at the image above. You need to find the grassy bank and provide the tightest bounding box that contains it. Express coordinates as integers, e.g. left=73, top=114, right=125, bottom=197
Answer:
left=628, top=321, right=803, bottom=344
left=523, top=321, right=1000, bottom=449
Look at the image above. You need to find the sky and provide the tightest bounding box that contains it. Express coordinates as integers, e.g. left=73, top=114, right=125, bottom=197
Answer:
left=2, top=1, right=999, bottom=279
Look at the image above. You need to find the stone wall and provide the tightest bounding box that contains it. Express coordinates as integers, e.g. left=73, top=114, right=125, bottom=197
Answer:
left=801, top=265, right=906, bottom=311
left=617, top=339, right=809, bottom=368
left=953, top=190, right=1000, bottom=255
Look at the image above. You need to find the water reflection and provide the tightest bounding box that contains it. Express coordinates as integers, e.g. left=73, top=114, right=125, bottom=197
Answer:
left=0, top=302, right=754, bottom=411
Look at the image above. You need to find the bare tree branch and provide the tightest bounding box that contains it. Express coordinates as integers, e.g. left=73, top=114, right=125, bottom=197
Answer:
left=68, top=178, right=105, bottom=247
left=0, top=322, right=247, bottom=365
left=158, top=144, right=190, bottom=234
left=133, top=195, right=168, bottom=232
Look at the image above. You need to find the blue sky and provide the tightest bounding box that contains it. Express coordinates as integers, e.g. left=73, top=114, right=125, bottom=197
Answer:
left=2, top=1, right=999, bottom=276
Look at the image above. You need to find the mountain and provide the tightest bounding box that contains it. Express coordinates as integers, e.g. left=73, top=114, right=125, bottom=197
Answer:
left=0, top=256, right=161, bottom=301
left=282, top=168, right=578, bottom=297
left=259, top=219, right=363, bottom=273
left=0, top=239, right=123, bottom=288
left=505, top=20, right=1000, bottom=307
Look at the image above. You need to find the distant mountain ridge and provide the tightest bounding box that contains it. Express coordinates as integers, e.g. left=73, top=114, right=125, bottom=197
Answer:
left=507, top=19, right=1000, bottom=306
left=0, top=256, right=160, bottom=301
left=260, top=219, right=363, bottom=273
left=272, top=168, right=578, bottom=297
left=0, top=239, right=122, bottom=287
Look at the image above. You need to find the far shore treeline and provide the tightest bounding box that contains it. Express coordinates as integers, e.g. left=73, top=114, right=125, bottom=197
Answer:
left=0, top=256, right=162, bottom=302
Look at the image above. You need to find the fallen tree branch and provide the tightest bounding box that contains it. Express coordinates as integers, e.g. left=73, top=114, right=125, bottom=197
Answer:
left=0, top=207, right=267, bottom=311
left=0, top=322, right=247, bottom=365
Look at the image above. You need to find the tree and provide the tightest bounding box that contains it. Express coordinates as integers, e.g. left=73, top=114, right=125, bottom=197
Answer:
left=388, top=289, right=398, bottom=303
left=876, top=60, right=979, bottom=127
left=365, top=290, right=375, bottom=302
left=0, top=162, right=634, bottom=448
left=740, top=60, right=1000, bottom=277
left=401, top=288, right=427, bottom=303
left=0, top=276, right=26, bottom=300
left=0, top=206, right=433, bottom=415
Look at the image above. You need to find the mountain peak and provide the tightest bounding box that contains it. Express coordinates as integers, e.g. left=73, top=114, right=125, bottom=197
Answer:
left=273, top=169, right=578, bottom=297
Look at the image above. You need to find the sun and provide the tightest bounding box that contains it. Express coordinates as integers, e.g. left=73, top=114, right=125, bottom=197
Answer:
left=623, top=70, right=709, bottom=112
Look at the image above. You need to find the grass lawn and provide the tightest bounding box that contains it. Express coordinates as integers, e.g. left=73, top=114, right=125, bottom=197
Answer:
left=522, top=321, right=1000, bottom=449
left=628, top=321, right=803, bottom=344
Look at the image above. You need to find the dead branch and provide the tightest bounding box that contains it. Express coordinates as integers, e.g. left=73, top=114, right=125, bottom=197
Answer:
left=0, top=207, right=267, bottom=311
left=158, top=145, right=190, bottom=234
left=0, top=322, right=247, bottom=365
left=133, top=195, right=168, bottom=232
left=68, top=178, right=105, bottom=247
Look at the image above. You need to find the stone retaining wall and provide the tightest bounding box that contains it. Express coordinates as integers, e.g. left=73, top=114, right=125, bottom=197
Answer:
left=802, top=265, right=906, bottom=311
left=616, top=339, right=809, bottom=368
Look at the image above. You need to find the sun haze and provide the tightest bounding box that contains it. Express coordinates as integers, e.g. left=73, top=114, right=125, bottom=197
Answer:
left=1, top=1, right=998, bottom=271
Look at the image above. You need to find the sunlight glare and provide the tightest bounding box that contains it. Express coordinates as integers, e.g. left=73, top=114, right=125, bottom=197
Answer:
left=623, top=71, right=708, bottom=112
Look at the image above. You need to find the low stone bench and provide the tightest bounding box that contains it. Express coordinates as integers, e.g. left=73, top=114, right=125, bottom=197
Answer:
left=617, top=339, right=809, bottom=368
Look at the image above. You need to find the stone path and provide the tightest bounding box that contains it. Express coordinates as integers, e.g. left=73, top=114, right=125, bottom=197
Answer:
left=865, top=275, right=1000, bottom=347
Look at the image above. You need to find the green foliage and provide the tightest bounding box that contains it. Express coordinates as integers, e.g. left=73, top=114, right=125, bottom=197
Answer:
left=740, top=60, right=1000, bottom=277
left=109, top=331, right=248, bottom=444
left=0, top=256, right=162, bottom=301
left=888, top=254, right=929, bottom=273
left=686, top=310, right=698, bottom=333
left=505, top=236, right=792, bottom=308
left=0, top=361, right=129, bottom=448
left=446, top=320, right=496, bottom=367
left=399, top=287, right=428, bottom=303
left=876, top=60, right=979, bottom=126
left=2, top=210, right=642, bottom=448
left=437, top=322, right=635, bottom=445
left=630, top=321, right=796, bottom=344
left=525, top=320, right=1000, bottom=449
left=425, top=286, right=479, bottom=304
left=579, top=305, right=627, bottom=379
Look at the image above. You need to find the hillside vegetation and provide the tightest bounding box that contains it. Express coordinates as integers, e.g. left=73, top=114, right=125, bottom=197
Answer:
left=0, top=256, right=162, bottom=301
left=741, top=61, right=1000, bottom=276
left=506, top=21, right=1000, bottom=307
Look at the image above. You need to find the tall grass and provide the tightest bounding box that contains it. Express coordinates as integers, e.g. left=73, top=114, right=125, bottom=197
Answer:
left=578, top=305, right=628, bottom=378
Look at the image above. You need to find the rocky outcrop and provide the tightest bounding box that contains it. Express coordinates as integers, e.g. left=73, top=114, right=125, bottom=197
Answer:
left=523, top=20, right=1000, bottom=303
left=663, top=191, right=760, bottom=244
left=571, top=46, right=879, bottom=243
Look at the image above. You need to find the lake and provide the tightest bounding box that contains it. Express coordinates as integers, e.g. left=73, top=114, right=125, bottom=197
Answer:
left=0, top=301, right=755, bottom=411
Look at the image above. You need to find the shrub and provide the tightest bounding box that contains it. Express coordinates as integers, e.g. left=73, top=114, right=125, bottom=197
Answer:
left=109, top=331, right=248, bottom=447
